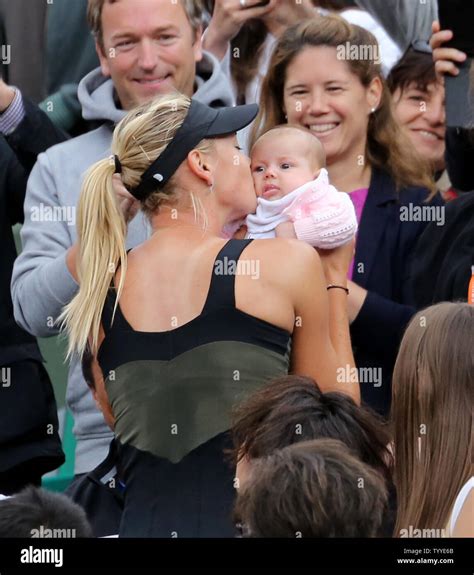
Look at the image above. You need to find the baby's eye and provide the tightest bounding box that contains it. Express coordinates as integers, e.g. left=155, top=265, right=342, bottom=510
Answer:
left=253, top=166, right=265, bottom=173
left=280, top=163, right=291, bottom=169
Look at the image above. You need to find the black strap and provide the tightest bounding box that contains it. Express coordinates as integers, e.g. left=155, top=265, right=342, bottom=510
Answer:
left=101, top=241, right=254, bottom=333
left=202, top=239, right=254, bottom=314
left=101, top=289, right=131, bottom=335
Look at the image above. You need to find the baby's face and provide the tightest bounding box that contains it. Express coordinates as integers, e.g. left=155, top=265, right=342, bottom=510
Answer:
left=251, top=132, right=320, bottom=201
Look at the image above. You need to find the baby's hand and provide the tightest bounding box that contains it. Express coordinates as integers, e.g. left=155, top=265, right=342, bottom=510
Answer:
left=275, top=221, right=296, bottom=238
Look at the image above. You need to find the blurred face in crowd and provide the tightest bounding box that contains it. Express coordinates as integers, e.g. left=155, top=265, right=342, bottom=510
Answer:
left=251, top=130, right=322, bottom=200
left=282, top=46, right=382, bottom=166
left=392, top=81, right=446, bottom=172
left=97, top=0, right=202, bottom=110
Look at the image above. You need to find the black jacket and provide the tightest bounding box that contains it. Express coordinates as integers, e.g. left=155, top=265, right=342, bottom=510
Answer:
left=412, top=192, right=474, bottom=308
left=0, top=99, right=67, bottom=479
left=0, top=98, right=68, bottom=365
left=66, top=440, right=123, bottom=537
left=350, top=168, right=445, bottom=416
left=445, top=128, right=474, bottom=192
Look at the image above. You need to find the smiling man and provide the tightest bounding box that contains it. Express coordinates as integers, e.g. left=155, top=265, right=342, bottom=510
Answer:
left=89, top=0, right=206, bottom=108
left=11, top=0, right=234, bottom=479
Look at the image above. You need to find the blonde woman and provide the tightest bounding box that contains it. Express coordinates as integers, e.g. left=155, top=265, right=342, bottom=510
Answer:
left=60, top=94, right=357, bottom=537
left=392, top=302, right=473, bottom=538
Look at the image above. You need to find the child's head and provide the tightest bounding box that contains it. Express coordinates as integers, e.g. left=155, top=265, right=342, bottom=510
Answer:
left=250, top=126, right=326, bottom=200
left=231, top=375, right=393, bottom=489
left=0, top=486, right=92, bottom=538
left=234, top=438, right=388, bottom=538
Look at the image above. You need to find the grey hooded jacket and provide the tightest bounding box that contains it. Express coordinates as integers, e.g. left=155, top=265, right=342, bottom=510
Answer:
left=11, top=53, right=235, bottom=474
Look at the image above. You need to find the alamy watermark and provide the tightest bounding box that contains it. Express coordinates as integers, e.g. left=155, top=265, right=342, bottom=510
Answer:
left=30, top=203, right=76, bottom=226
left=2, top=44, right=11, bottom=65
left=337, top=364, right=382, bottom=387
left=400, top=203, right=445, bottom=226
left=1, top=367, right=11, bottom=387
left=336, top=42, right=381, bottom=64
left=400, top=526, right=448, bottom=538
left=21, top=546, right=63, bottom=568
left=31, top=526, right=76, bottom=538
left=214, top=256, right=260, bottom=280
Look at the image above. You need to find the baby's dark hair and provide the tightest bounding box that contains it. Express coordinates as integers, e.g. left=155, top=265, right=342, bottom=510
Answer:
left=234, top=438, right=388, bottom=537
left=0, top=486, right=92, bottom=538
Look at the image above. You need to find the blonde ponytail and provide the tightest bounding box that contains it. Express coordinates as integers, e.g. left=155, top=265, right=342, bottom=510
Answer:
left=59, top=158, right=128, bottom=358
left=60, top=93, right=215, bottom=358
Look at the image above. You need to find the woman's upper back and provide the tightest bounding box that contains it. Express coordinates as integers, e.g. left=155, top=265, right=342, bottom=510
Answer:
left=97, top=237, right=309, bottom=463
left=109, top=234, right=298, bottom=336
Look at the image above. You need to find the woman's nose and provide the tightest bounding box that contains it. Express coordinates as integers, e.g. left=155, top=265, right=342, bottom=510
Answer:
left=424, top=94, right=446, bottom=127
left=307, top=90, right=331, bottom=115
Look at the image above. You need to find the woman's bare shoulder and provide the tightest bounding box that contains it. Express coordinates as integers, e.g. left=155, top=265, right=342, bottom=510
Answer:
left=245, top=238, right=321, bottom=284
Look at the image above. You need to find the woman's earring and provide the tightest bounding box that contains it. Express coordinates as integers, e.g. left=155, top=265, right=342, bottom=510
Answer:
left=371, top=107, right=377, bottom=114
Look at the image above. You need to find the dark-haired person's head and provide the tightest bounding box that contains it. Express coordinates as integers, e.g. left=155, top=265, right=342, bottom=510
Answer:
left=388, top=49, right=445, bottom=173
left=87, top=0, right=204, bottom=110
left=234, top=438, right=388, bottom=537
left=81, top=344, right=115, bottom=430
left=232, top=375, right=393, bottom=488
left=0, top=486, right=92, bottom=538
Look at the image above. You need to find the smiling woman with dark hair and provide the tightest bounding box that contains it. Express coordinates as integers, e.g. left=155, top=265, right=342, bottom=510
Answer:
left=387, top=48, right=452, bottom=197
left=252, top=15, right=444, bottom=416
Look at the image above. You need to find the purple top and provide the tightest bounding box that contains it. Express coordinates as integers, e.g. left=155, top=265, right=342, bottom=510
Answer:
left=348, top=188, right=369, bottom=279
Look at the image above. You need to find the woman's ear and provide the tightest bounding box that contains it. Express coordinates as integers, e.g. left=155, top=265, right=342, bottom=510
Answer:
left=187, top=149, right=213, bottom=186
left=367, top=76, right=383, bottom=112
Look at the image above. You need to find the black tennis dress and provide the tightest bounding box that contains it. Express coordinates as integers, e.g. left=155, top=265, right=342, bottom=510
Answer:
left=97, top=239, right=291, bottom=537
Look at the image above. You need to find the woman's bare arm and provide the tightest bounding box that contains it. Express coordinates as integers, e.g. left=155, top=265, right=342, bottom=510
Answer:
left=286, top=241, right=359, bottom=403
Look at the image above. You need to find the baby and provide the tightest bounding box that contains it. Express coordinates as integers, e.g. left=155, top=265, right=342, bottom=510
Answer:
left=245, top=126, right=357, bottom=249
